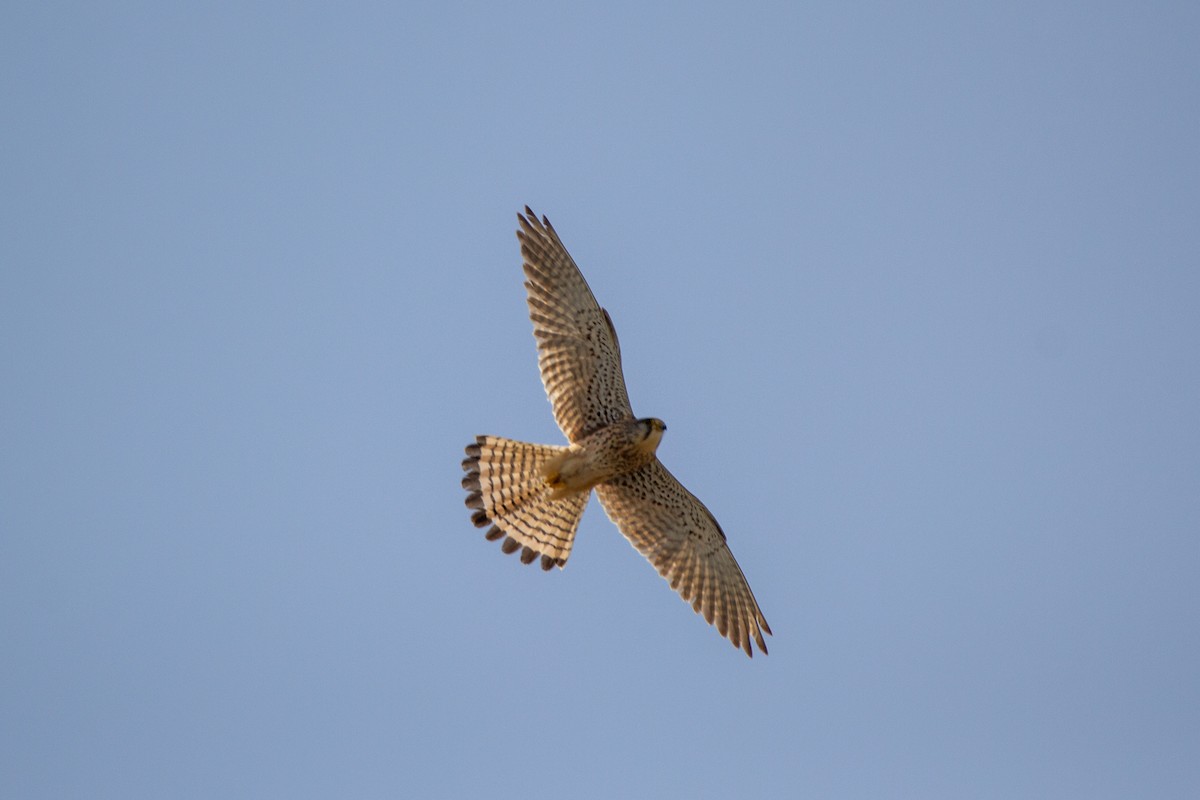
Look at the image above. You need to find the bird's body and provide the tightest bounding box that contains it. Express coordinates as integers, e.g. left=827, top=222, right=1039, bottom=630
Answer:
left=540, top=417, right=665, bottom=498
left=462, top=208, right=771, bottom=656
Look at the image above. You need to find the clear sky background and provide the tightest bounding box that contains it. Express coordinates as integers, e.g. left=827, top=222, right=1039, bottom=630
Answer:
left=2, top=2, right=1198, bottom=798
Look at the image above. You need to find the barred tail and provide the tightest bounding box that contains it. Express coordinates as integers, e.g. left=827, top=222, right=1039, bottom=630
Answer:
left=461, top=435, right=589, bottom=570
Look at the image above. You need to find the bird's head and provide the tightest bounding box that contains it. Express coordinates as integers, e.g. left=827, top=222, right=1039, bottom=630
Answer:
left=635, top=417, right=667, bottom=453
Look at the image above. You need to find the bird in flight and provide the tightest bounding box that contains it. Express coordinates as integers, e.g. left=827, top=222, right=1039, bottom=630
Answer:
left=462, top=207, right=771, bottom=656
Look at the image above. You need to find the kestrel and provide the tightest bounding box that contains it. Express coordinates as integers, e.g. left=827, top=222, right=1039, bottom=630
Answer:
left=462, top=207, right=772, bottom=656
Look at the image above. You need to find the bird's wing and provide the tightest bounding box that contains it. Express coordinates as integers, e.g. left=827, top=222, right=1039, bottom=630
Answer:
left=518, top=207, right=634, bottom=442
left=595, top=460, right=772, bottom=656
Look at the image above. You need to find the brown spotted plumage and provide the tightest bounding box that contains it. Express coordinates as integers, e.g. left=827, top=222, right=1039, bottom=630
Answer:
left=462, top=207, right=772, bottom=656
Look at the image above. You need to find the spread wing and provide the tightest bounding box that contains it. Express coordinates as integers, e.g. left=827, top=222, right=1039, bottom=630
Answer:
left=595, top=460, right=772, bottom=656
left=518, top=207, right=634, bottom=442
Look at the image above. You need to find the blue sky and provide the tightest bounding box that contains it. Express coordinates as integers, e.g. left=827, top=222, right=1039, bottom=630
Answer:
left=2, top=2, right=1198, bottom=798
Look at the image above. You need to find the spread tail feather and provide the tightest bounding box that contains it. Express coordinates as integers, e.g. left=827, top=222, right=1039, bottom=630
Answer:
left=461, top=435, right=588, bottom=570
